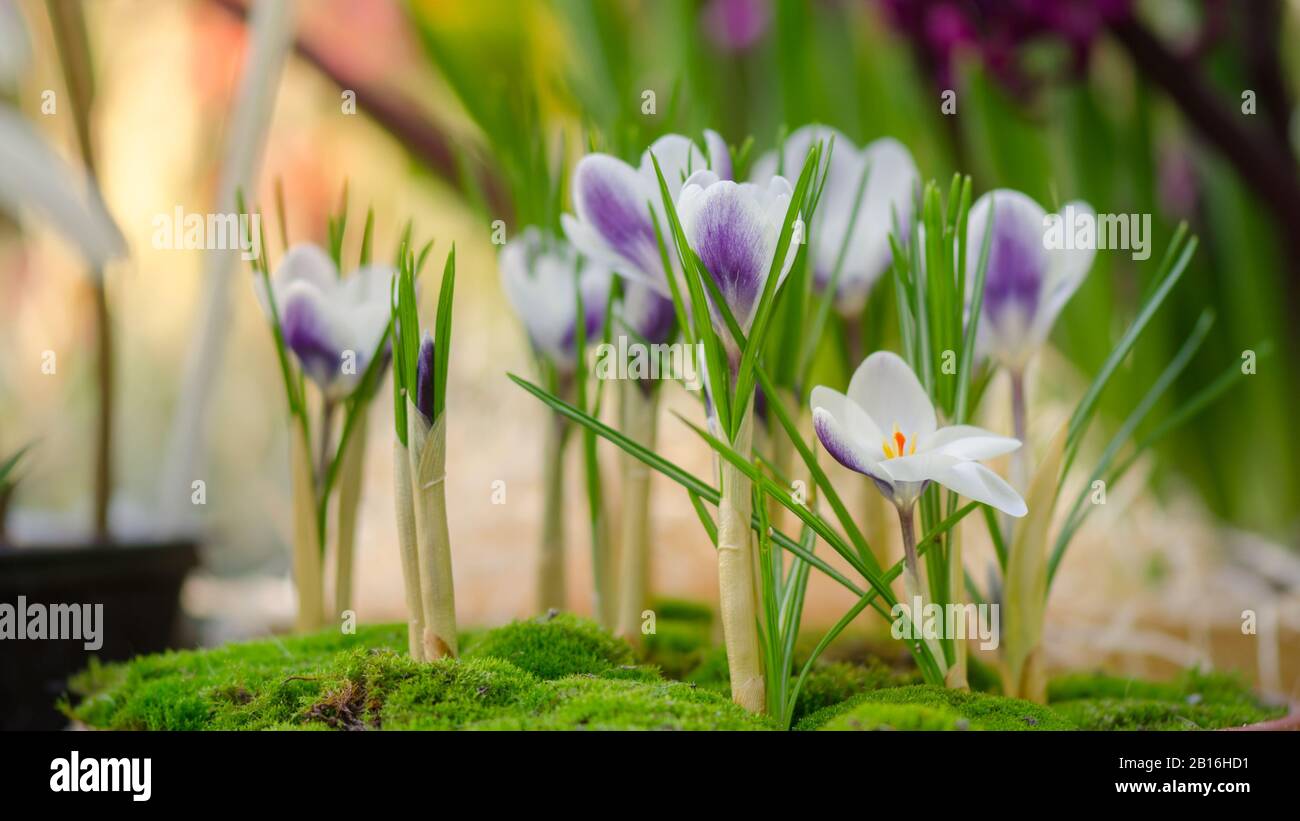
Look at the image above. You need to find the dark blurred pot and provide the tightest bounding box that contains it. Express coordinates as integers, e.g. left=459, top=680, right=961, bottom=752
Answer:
left=0, top=540, right=198, bottom=730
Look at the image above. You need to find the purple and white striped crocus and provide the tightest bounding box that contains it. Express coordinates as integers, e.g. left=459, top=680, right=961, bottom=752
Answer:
left=256, top=243, right=393, bottom=401
left=751, top=126, right=919, bottom=316
left=499, top=226, right=613, bottom=373
left=563, top=132, right=731, bottom=347
left=562, top=131, right=731, bottom=297
left=676, top=169, right=803, bottom=345
left=811, top=351, right=1026, bottom=516
left=966, top=189, right=1096, bottom=372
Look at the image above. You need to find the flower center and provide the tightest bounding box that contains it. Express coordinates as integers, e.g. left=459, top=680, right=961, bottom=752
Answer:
left=881, top=425, right=916, bottom=460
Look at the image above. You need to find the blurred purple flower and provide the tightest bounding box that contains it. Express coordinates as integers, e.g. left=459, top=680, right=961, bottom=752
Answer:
left=878, top=0, right=1134, bottom=90
left=703, top=0, right=771, bottom=53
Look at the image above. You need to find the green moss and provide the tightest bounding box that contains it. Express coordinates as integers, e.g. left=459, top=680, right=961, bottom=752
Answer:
left=1051, top=698, right=1281, bottom=731
left=683, top=645, right=732, bottom=692
left=66, top=617, right=772, bottom=731
left=789, top=660, right=915, bottom=723
left=477, top=675, right=770, bottom=730
left=462, top=612, right=634, bottom=680
left=642, top=620, right=713, bottom=679
left=818, top=702, right=969, bottom=731
left=797, top=685, right=1076, bottom=731
left=650, top=598, right=713, bottom=624
left=1048, top=669, right=1286, bottom=730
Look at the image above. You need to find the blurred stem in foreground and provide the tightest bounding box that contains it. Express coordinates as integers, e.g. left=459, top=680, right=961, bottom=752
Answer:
left=209, top=0, right=511, bottom=221
left=46, top=0, right=112, bottom=541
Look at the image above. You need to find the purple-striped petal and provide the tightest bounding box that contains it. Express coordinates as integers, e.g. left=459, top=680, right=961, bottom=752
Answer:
left=677, top=172, right=796, bottom=333
left=501, top=228, right=613, bottom=372
left=571, top=154, right=663, bottom=282
left=966, top=190, right=1049, bottom=364
left=279, top=284, right=351, bottom=394
left=619, top=281, right=676, bottom=345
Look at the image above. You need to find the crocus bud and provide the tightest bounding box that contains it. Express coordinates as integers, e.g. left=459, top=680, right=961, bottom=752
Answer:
left=416, top=331, right=436, bottom=422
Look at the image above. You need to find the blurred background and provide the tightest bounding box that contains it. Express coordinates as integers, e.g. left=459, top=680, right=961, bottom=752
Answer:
left=1, top=0, right=1298, bottom=707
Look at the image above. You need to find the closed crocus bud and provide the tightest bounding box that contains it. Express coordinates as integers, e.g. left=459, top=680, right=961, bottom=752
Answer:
left=415, top=331, right=436, bottom=422
left=751, top=126, right=919, bottom=317
left=965, top=189, right=1095, bottom=372
left=255, top=243, right=394, bottom=401
left=676, top=169, right=802, bottom=341
left=562, top=131, right=732, bottom=300
left=500, top=227, right=613, bottom=373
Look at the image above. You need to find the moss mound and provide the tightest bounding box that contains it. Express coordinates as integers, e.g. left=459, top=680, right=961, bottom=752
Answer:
left=67, top=617, right=763, bottom=731
left=1047, top=669, right=1286, bottom=730
left=789, top=660, right=916, bottom=723
left=797, top=684, right=1075, bottom=731
left=641, top=605, right=715, bottom=680
left=818, top=701, right=969, bottom=731
left=461, top=612, right=635, bottom=680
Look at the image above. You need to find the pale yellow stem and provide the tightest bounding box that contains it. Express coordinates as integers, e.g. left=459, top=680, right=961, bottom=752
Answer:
left=718, top=403, right=765, bottom=713
left=945, top=514, right=970, bottom=690
left=537, top=413, right=567, bottom=613
left=392, top=439, right=424, bottom=660
left=408, top=404, right=458, bottom=659
left=333, top=412, right=367, bottom=620
left=615, top=383, right=659, bottom=640
left=289, top=423, right=323, bottom=632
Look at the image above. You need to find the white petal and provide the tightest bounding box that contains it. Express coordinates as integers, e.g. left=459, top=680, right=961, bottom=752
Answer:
left=704, top=129, right=732, bottom=180
left=935, top=460, right=1027, bottom=517
left=640, top=134, right=708, bottom=200
left=340, top=264, right=396, bottom=358
left=1031, top=199, right=1096, bottom=347
left=833, top=137, right=918, bottom=314
left=256, top=242, right=335, bottom=319
left=812, top=406, right=885, bottom=480
left=810, top=385, right=883, bottom=445
left=847, top=351, right=936, bottom=437
left=881, top=452, right=1026, bottom=517
left=0, top=106, right=126, bottom=269
left=918, top=424, right=1020, bottom=460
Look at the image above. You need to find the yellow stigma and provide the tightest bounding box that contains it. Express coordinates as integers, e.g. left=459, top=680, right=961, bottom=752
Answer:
left=881, top=425, right=916, bottom=460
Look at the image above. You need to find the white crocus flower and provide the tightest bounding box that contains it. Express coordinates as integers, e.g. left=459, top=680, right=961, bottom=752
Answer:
left=751, top=125, right=918, bottom=316
left=499, top=226, right=613, bottom=374
left=966, top=189, right=1095, bottom=373
left=254, top=243, right=394, bottom=401
left=811, top=351, right=1026, bottom=517
left=675, top=169, right=802, bottom=343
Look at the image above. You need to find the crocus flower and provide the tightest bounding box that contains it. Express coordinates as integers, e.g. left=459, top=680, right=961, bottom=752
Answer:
left=751, top=126, right=919, bottom=316
left=965, top=189, right=1095, bottom=373
left=255, top=243, right=394, bottom=401
left=562, top=131, right=732, bottom=298
left=415, top=331, right=436, bottom=422
left=702, top=0, right=770, bottom=53
left=500, top=226, right=613, bottom=373
left=676, top=170, right=802, bottom=341
left=811, top=351, right=1026, bottom=517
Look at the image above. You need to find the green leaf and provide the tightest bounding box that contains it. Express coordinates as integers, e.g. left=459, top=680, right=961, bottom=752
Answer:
left=1064, top=226, right=1197, bottom=473
left=433, top=245, right=456, bottom=422
left=729, top=141, right=823, bottom=440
